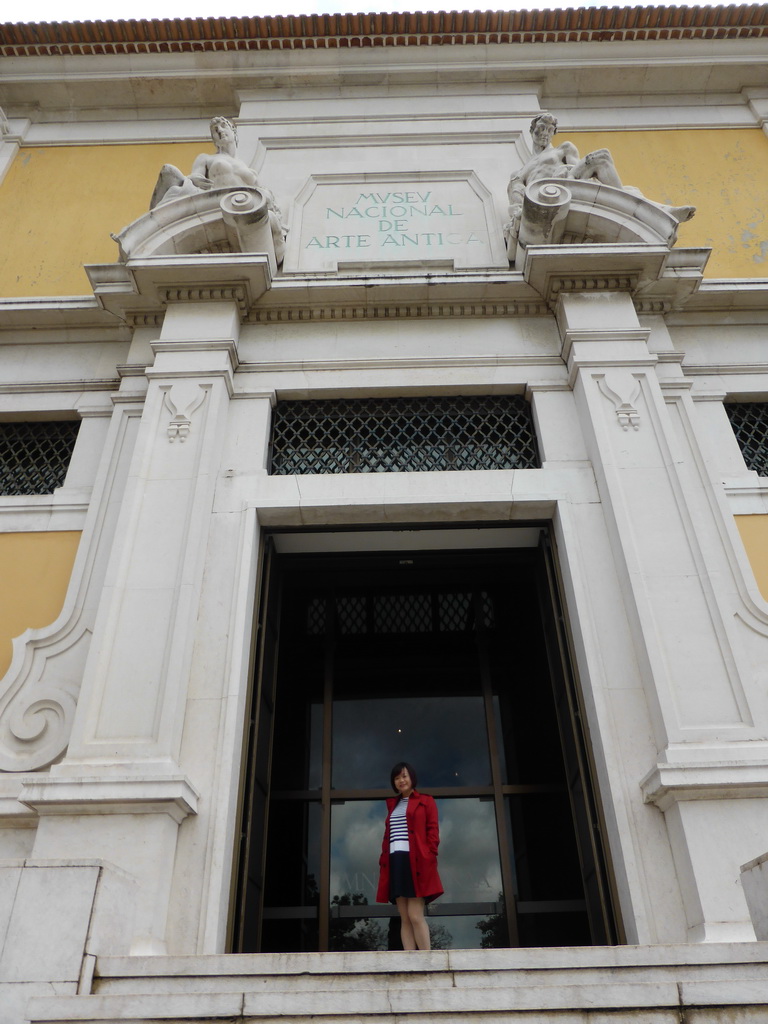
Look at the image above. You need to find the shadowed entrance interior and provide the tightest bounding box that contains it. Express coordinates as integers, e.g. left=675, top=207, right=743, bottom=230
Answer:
left=233, top=543, right=619, bottom=952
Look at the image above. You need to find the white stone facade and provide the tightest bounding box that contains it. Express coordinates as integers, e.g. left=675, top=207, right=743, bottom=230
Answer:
left=2, top=9, right=768, bottom=1022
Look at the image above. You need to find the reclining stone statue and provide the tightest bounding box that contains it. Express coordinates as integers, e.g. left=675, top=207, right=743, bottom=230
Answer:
left=150, top=115, right=286, bottom=262
left=505, top=112, right=695, bottom=253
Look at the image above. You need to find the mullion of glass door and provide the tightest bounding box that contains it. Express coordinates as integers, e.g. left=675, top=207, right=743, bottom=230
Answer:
left=318, top=591, right=336, bottom=952
left=474, top=589, right=520, bottom=947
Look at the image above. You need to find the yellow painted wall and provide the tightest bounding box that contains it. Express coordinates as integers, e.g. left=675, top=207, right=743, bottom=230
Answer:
left=0, top=531, right=81, bottom=678
left=567, top=129, right=768, bottom=279
left=0, top=143, right=200, bottom=297
left=735, top=515, right=768, bottom=603
left=1, top=129, right=767, bottom=295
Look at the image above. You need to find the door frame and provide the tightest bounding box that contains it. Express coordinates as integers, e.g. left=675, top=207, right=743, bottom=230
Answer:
left=230, top=523, right=623, bottom=951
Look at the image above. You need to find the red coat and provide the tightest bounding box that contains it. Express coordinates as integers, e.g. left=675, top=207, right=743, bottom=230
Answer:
left=376, top=790, right=443, bottom=903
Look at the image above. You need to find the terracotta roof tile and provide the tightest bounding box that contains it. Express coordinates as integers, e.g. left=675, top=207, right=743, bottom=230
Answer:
left=1, top=3, right=767, bottom=56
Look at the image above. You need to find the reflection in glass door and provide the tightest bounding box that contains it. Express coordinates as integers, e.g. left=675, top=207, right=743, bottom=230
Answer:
left=234, top=546, right=619, bottom=952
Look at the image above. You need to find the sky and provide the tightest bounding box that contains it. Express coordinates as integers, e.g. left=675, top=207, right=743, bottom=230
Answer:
left=8, top=0, right=717, bottom=27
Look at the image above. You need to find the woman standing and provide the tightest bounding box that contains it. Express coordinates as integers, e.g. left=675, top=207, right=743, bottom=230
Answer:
left=376, top=762, right=443, bottom=950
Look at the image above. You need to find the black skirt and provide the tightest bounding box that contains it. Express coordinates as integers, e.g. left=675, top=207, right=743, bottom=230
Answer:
left=389, top=851, right=416, bottom=902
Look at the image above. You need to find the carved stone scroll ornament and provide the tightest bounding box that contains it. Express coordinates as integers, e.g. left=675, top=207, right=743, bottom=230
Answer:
left=598, top=371, right=642, bottom=431
left=515, top=180, right=571, bottom=251
left=0, top=618, right=93, bottom=772
left=0, top=409, right=134, bottom=773
left=220, top=188, right=286, bottom=266
left=0, top=689, right=79, bottom=772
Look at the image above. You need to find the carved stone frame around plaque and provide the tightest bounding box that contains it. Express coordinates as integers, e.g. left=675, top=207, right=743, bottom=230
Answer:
left=284, top=170, right=508, bottom=273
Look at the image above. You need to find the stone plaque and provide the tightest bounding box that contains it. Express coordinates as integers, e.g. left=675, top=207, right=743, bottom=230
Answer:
left=284, top=172, right=507, bottom=273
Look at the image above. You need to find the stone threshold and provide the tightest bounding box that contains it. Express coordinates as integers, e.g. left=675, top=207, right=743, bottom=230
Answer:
left=24, top=942, right=768, bottom=1023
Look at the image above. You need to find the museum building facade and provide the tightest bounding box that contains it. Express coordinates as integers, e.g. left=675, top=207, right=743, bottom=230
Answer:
left=2, top=5, right=768, bottom=1022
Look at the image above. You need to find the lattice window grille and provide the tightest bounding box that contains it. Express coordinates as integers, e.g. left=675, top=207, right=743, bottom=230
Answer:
left=725, top=403, right=768, bottom=478
left=438, top=592, right=472, bottom=632
left=306, top=597, right=327, bottom=636
left=304, top=590, right=496, bottom=637
left=0, top=420, right=80, bottom=496
left=270, top=396, right=540, bottom=475
left=337, top=595, right=367, bottom=635
left=374, top=593, right=432, bottom=634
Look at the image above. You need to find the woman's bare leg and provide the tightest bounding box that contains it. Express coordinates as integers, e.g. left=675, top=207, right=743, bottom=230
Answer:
left=396, top=897, right=416, bottom=950
left=406, top=898, right=430, bottom=950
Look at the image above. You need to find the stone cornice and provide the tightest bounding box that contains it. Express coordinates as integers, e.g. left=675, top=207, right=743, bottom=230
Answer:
left=522, top=244, right=710, bottom=311
left=642, top=759, right=768, bottom=810
left=19, top=773, right=200, bottom=824
left=3, top=271, right=768, bottom=333
left=85, top=254, right=273, bottom=322
left=3, top=28, right=767, bottom=121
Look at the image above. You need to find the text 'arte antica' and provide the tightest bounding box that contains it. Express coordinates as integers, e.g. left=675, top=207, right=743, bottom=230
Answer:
left=305, top=191, right=483, bottom=251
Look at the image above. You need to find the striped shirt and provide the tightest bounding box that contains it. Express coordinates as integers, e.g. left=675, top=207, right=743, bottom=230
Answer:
left=389, top=797, right=410, bottom=853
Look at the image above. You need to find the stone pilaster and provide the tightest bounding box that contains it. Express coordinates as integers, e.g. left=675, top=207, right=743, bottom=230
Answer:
left=21, top=299, right=240, bottom=954
left=554, top=278, right=768, bottom=942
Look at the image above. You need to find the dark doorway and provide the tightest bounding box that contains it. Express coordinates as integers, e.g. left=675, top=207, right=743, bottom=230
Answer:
left=233, top=541, right=619, bottom=952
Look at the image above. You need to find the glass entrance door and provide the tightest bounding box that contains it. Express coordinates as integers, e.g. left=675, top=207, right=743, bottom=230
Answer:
left=234, top=546, right=618, bottom=952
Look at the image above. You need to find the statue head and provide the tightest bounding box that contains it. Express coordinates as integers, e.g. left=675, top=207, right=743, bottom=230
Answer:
left=530, top=112, right=558, bottom=137
left=210, top=115, right=238, bottom=147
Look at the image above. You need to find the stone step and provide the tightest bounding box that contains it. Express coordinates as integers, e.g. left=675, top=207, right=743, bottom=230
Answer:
left=89, top=961, right=768, bottom=997
left=25, top=978, right=768, bottom=1023
left=25, top=945, right=768, bottom=1024
left=89, top=944, right=768, bottom=993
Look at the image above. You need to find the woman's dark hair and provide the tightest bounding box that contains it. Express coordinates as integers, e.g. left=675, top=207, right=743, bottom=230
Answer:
left=390, top=761, right=418, bottom=793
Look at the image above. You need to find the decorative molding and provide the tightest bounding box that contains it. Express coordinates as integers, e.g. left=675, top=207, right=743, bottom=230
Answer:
left=161, top=382, right=209, bottom=443
left=633, top=299, right=673, bottom=314
left=5, top=272, right=760, bottom=338
left=642, top=760, right=768, bottom=811
left=523, top=244, right=669, bottom=306
left=551, top=274, right=640, bottom=295
left=679, top=363, right=768, bottom=378
left=654, top=352, right=687, bottom=366
left=86, top=254, right=272, bottom=323
left=116, top=364, right=152, bottom=378
left=0, top=408, right=140, bottom=773
left=671, top=278, right=768, bottom=315
left=560, top=328, right=654, bottom=373
left=524, top=243, right=709, bottom=310
left=0, top=380, right=120, bottom=395
left=237, top=353, right=565, bottom=374
left=122, top=312, right=164, bottom=329
left=246, top=300, right=550, bottom=322
left=19, top=773, right=199, bottom=824
left=598, top=371, right=642, bottom=430
left=0, top=296, right=129, bottom=333
left=157, top=285, right=249, bottom=311
left=659, top=379, right=694, bottom=394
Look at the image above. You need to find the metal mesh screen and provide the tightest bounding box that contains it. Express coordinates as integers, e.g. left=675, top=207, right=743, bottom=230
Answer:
left=270, top=395, right=540, bottom=475
left=306, top=589, right=495, bottom=636
left=725, top=403, right=768, bottom=477
left=0, top=420, right=80, bottom=496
